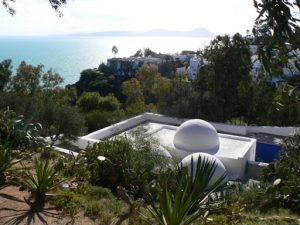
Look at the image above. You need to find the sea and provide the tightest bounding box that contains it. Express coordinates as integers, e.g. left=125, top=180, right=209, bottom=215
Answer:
left=0, top=36, right=212, bottom=85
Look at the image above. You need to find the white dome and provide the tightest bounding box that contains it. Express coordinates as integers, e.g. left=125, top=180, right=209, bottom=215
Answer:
left=181, top=153, right=227, bottom=188
left=173, top=119, right=220, bottom=155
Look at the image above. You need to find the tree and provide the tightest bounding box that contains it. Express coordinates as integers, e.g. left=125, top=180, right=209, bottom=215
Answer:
left=253, top=0, right=300, bottom=74
left=41, top=69, right=64, bottom=91
left=2, top=0, right=68, bottom=15
left=144, top=48, right=158, bottom=57
left=73, top=69, right=118, bottom=96
left=112, top=45, right=118, bottom=58
left=77, top=92, right=102, bottom=112
left=10, top=61, right=44, bottom=96
left=0, top=59, right=12, bottom=92
left=38, top=102, right=86, bottom=145
left=76, top=92, right=122, bottom=132
left=132, top=49, right=143, bottom=57
left=122, top=78, right=146, bottom=115
left=136, top=64, right=171, bottom=104
left=158, top=74, right=197, bottom=118
left=194, top=33, right=252, bottom=122
left=77, top=92, right=121, bottom=112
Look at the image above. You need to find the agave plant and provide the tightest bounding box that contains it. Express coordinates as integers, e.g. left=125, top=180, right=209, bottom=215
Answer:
left=18, top=158, right=65, bottom=204
left=0, top=109, right=45, bottom=149
left=146, top=155, right=226, bottom=225
left=0, top=145, right=22, bottom=185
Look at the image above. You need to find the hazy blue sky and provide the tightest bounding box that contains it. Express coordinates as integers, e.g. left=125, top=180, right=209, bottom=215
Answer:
left=0, top=0, right=258, bottom=36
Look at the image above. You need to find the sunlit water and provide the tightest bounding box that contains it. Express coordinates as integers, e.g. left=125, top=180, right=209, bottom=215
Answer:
left=0, top=36, right=212, bottom=85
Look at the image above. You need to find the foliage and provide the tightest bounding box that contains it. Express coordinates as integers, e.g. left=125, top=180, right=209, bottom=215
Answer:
left=72, top=68, right=124, bottom=98
left=77, top=92, right=103, bottom=111
left=2, top=0, right=68, bottom=15
left=0, top=59, right=13, bottom=91
left=17, top=158, right=65, bottom=204
left=81, top=184, right=114, bottom=199
left=267, top=83, right=300, bottom=126
left=136, top=64, right=171, bottom=104
left=145, top=155, right=226, bottom=225
left=84, top=137, right=170, bottom=198
left=51, top=186, right=127, bottom=221
left=0, top=109, right=44, bottom=149
left=122, top=78, right=146, bottom=115
left=84, top=109, right=122, bottom=132
left=10, top=61, right=44, bottom=96
left=112, top=45, right=118, bottom=57
left=253, top=0, right=300, bottom=74
left=38, top=102, right=86, bottom=145
left=77, top=92, right=123, bottom=132
left=157, top=74, right=196, bottom=118
left=262, top=132, right=300, bottom=212
left=0, top=145, right=23, bottom=185
left=194, top=33, right=252, bottom=122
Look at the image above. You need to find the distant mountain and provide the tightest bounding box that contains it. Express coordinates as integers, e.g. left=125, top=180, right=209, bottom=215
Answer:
left=79, top=27, right=215, bottom=38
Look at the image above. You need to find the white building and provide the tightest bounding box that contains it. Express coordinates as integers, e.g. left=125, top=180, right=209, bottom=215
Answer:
left=107, top=57, right=162, bottom=76
left=188, top=58, right=203, bottom=80
left=250, top=45, right=299, bottom=82
left=77, top=113, right=257, bottom=180
left=53, top=113, right=300, bottom=180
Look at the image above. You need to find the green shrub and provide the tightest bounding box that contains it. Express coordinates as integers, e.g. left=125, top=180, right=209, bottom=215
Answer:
left=77, top=92, right=102, bottom=111
left=50, top=190, right=76, bottom=209
left=84, top=185, right=114, bottom=199
left=84, top=110, right=117, bottom=132
left=0, top=145, right=23, bottom=185
left=84, top=200, right=103, bottom=217
left=84, top=137, right=170, bottom=198
left=65, top=202, right=79, bottom=218
left=262, top=133, right=300, bottom=213
left=39, top=147, right=60, bottom=161
left=98, top=94, right=121, bottom=111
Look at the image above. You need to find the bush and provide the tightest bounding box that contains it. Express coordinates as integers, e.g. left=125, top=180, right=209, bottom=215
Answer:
left=77, top=92, right=102, bottom=112
left=84, top=110, right=120, bottom=132
left=84, top=185, right=114, bottom=199
left=84, top=137, right=171, bottom=198
left=262, top=133, right=300, bottom=213
left=98, top=94, right=121, bottom=111
left=85, top=200, right=103, bottom=217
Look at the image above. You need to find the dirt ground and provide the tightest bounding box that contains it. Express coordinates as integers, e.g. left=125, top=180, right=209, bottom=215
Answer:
left=0, top=185, right=98, bottom=225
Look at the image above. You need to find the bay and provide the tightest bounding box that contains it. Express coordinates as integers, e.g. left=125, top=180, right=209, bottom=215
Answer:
left=0, top=36, right=212, bottom=85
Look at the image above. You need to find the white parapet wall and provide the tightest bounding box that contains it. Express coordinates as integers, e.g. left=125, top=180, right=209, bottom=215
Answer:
left=77, top=112, right=300, bottom=150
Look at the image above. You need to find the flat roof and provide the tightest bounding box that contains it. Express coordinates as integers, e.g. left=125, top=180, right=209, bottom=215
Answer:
left=114, top=121, right=255, bottom=159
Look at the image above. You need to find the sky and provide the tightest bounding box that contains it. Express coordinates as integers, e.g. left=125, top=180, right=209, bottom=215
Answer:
left=0, top=0, right=258, bottom=36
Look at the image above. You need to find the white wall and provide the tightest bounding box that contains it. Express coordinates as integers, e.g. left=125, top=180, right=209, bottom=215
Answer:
left=77, top=113, right=299, bottom=150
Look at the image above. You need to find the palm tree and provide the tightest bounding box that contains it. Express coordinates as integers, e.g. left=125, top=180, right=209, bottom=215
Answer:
left=146, top=155, right=226, bottom=225
left=112, top=45, right=118, bottom=58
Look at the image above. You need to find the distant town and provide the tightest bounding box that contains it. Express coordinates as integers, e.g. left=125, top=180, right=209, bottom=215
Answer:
left=106, top=44, right=300, bottom=83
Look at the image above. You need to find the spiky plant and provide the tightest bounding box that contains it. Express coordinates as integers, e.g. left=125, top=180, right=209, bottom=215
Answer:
left=146, top=155, right=226, bottom=225
left=18, top=158, right=65, bottom=205
left=0, top=146, right=22, bottom=185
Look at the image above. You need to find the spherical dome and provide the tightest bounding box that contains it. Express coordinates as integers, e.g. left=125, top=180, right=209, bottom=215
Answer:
left=173, top=119, right=220, bottom=155
left=181, top=153, right=227, bottom=188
